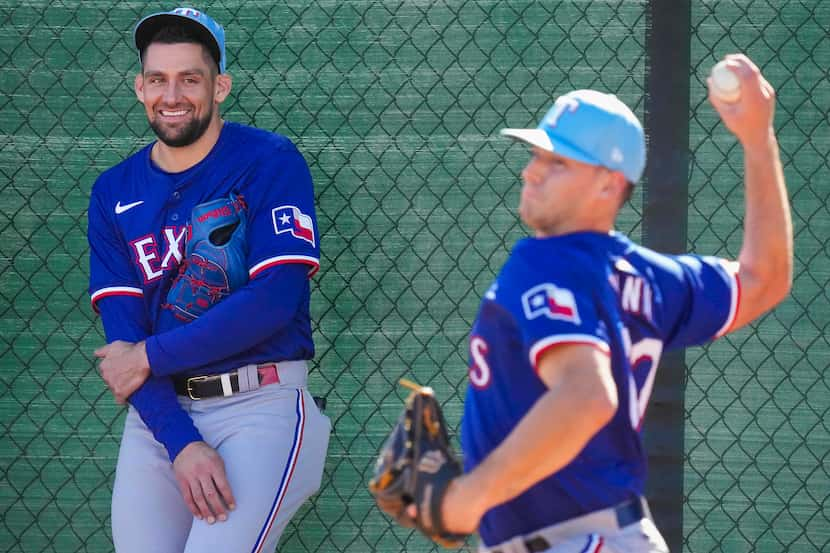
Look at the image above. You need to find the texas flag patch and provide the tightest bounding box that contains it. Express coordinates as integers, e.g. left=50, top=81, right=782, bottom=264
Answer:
left=521, top=283, right=581, bottom=324
left=272, top=205, right=316, bottom=246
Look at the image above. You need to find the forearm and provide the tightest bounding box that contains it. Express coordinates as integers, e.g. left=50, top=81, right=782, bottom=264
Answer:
left=146, top=263, right=308, bottom=376
left=736, top=131, right=793, bottom=321
left=96, top=297, right=200, bottom=461
left=740, top=132, right=791, bottom=275
left=458, top=384, right=613, bottom=519
left=129, top=377, right=203, bottom=462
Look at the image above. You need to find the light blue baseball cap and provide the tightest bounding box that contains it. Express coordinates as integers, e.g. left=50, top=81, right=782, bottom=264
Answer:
left=501, top=90, right=646, bottom=183
left=134, top=7, right=226, bottom=73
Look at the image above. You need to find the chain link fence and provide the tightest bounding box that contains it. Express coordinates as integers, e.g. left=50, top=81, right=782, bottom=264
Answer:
left=0, top=1, right=826, bottom=552
left=685, top=2, right=829, bottom=551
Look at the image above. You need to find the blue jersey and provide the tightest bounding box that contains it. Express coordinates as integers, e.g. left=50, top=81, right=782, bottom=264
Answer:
left=461, top=232, right=739, bottom=546
left=87, top=122, right=319, bottom=458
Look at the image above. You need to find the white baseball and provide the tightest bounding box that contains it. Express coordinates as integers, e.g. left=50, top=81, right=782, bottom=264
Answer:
left=710, top=60, right=741, bottom=103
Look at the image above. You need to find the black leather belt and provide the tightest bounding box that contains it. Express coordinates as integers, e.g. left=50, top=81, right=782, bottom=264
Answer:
left=172, top=365, right=327, bottom=411
left=173, top=364, right=278, bottom=400
left=490, top=497, right=648, bottom=553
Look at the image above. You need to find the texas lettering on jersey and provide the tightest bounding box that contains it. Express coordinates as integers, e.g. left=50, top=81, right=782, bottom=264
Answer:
left=131, top=226, right=188, bottom=282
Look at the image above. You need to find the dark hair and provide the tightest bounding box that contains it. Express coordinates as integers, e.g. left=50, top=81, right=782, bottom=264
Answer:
left=139, top=23, right=220, bottom=73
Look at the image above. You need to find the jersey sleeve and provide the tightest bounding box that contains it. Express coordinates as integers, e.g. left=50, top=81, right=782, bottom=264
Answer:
left=146, top=263, right=309, bottom=376
left=129, top=377, right=203, bottom=462
left=87, top=179, right=144, bottom=312
left=514, top=274, right=610, bottom=372
left=89, top=178, right=201, bottom=461
left=244, top=145, right=320, bottom=279
left=660, top=254, right=740, bottom=350
left=95, top=295, right=202, bottom=461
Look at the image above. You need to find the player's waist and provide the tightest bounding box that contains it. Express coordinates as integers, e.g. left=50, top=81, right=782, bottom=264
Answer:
left=479, top=496, right=652, bottom=552
left=172, top=360, right=308, bottom=400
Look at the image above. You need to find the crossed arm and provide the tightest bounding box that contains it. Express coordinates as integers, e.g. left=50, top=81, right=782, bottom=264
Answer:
left=94, top=262, right=309, bottom=523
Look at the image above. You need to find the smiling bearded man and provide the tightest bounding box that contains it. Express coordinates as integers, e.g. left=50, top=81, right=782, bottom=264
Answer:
left=87, top=8, right=331, bottom=553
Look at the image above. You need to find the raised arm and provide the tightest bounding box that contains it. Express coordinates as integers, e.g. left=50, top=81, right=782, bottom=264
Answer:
left=708, top=54, right=793, bottom=333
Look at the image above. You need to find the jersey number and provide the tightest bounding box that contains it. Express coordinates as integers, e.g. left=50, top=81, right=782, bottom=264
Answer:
left=468, top=336, right=492, bottom=389
left=622, top=329, right=663, bottom=431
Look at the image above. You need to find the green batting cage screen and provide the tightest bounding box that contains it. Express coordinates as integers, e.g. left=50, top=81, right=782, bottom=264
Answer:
left=1, top=1, right=827, bottom=552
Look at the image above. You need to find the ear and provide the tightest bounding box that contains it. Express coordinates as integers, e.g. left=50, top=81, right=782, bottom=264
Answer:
left=597, top=169, right=628, bottom=204
left=214, top=73, right=232, bottom=104
left=134, top=73, right=145, bottom=104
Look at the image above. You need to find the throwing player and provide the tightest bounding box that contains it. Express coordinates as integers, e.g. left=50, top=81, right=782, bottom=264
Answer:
left=429, top=54, right=791, bottom=551
left=87, top=8, right=330, bottom=552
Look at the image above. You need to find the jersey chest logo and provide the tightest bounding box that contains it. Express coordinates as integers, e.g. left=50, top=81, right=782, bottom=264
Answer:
left=115, top=200, right=144, bottom=214
left=130, top=226, right=188, bottom=282
left=521, top=283, right=580, bottom=324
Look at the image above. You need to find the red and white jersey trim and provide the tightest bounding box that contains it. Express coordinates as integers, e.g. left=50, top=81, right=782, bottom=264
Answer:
left=249, top=255, right=320, bottom=278
left=714, top=260, right=741, bottom=338
left=529, top=334, right=610, bottom=371
left=90, top=286, right=143, bottom=313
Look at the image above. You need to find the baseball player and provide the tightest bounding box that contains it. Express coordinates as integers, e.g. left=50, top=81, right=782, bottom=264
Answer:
left=87, top=8, right=330, bottom=553
left=430, top=55, right=792, bottom=551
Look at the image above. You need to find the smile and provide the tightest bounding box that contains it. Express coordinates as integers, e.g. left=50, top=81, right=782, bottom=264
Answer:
left=159, top=109, right=190, bottom=117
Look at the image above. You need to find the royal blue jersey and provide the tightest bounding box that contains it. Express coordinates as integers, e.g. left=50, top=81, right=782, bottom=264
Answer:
left=87, top=122, right=320, bottom=459
left=461, top=231, right=739, bottom=546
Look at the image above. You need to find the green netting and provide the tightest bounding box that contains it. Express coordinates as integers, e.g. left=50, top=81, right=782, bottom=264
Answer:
left=1, top=1, right=826, bottom=552
left=684, top=2, right=829, bottom=552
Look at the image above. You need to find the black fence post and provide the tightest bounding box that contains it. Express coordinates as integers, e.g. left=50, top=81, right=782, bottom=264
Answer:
left=643, top=1, right=692, bottom=551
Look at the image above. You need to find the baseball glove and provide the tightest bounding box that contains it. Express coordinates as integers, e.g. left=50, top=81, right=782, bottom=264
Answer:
left=368, top=379, right=468, bottom=548
left=165, top=192, right=249, bottom=322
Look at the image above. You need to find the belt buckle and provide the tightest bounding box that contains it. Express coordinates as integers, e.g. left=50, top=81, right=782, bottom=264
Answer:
left=186, top=375, right=210, bottom=400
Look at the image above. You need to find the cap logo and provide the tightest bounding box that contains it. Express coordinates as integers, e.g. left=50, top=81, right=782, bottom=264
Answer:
left=173, top=8, right=201, bottom=18
left=611, top=147, right=624, bottom=163
left=543, top=96, right=580, bottom=128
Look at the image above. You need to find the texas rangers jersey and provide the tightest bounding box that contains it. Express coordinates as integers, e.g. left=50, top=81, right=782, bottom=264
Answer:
left=87, top=122, right=320, bottom=457
left=88, top=122, right=319, bottom=366
left=461, top=231, right=739, bottom=546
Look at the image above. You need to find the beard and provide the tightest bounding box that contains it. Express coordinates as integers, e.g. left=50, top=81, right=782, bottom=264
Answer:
left=149, top=106, right=213, bottom=148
